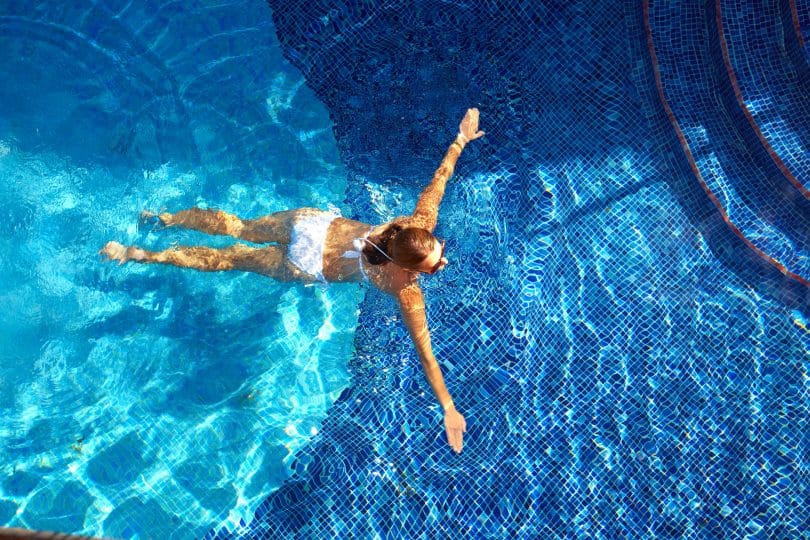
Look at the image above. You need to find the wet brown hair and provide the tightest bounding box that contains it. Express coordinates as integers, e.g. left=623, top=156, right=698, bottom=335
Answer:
left=364, top=225, right=435, bottom=269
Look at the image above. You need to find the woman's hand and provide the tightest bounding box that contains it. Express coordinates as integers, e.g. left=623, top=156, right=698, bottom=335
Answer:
left=444, top=408, right=467, bottom=453
left=458, top=107, right=485, bottom=145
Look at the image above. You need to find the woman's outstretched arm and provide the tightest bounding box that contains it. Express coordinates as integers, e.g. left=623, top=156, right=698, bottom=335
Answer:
left=411, top=108, right=485, bottom=232
left=396, top=282, right=466, bottom=453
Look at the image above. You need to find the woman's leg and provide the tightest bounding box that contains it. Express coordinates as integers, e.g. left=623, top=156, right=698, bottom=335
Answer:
left=145, top=208, right=300, bottom=244
left=100, top=241, right=306, bottom=281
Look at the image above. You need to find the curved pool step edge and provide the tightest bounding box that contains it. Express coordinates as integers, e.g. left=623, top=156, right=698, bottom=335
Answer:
left=644, top=0, right=810, bottom=289
left=717, top=0, right=810, bottom=199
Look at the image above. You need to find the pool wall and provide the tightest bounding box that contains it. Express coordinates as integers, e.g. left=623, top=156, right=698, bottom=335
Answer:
left=0, top=0, right=806, bottom=538
left=0, top=1, right=360, bottom=537
left=214, top=0, right=809, bottom=537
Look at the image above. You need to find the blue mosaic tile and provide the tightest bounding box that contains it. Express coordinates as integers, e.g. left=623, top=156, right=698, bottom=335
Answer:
left=648, top=0, right=810, bottom=283
left=215, top=1, right=810, bottom=538
left=720, top=0, right=810, bottom=192
left=794, top=0, right=810, bottom=52
left=0, top=0, right=807, bottom=538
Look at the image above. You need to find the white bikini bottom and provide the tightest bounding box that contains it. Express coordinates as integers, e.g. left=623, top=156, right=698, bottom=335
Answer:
left=287, top=208, right=341, bottom=283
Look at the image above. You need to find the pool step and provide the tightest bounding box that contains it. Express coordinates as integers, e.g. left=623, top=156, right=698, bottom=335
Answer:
left=790, top=0, right=810, bottom=58
left=647, top=0, right=810, bottom=287
left=718, top=0, right=810, bottom=196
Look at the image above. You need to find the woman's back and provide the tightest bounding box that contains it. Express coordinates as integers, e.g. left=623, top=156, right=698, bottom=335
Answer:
left=323, top=214, right=412, bottom=286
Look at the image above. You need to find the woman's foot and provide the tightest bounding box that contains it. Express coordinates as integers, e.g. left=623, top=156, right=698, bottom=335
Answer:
left=99, top=241, right=147, bottom=265
left=139, top=210, right=173, bottom=230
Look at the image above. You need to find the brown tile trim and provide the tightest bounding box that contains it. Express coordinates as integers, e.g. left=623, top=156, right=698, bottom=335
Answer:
left=715, top=0, right=810, bottom=199
left=789, top=0, right=806, bottom=48
left=643, top=0, right=810, bottom=288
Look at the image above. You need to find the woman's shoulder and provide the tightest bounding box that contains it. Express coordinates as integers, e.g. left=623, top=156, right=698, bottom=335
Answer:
left=367, top=215, right=409, bottom=236
left=368, top=261, right=419, bottom=296
left=393, top=214, right=432, bottom=231
left=380, top=215, right=420, bottom=231
left=346, top=213, right=424, bottom=236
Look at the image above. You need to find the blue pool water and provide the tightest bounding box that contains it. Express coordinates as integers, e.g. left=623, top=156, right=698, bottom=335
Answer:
left=1, top=1, right=808, bottom=539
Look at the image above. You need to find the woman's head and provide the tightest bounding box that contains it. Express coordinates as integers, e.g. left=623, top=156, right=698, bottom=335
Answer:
left=364, top=225, right=448, bottom=274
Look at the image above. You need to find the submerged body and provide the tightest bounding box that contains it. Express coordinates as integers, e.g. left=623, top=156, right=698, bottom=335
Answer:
left=324, top=214, right=412, bottom=285
left=101, top=108, right=485, bottom=453
left=291, top=209, right=421, bottom=289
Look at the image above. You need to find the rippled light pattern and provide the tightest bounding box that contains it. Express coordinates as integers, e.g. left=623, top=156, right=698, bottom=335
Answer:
left=0, top=1, right=360, bottom=538
left=232, top=1, right=808, bottom=538
left=0, top=1, right=808, bottom=539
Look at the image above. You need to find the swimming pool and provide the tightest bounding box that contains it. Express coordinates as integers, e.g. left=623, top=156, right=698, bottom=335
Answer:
left=1, top=0, right=808, bottom=538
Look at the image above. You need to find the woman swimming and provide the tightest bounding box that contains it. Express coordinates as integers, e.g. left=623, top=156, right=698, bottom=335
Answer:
left=100, top=108, right=485, bottom=454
